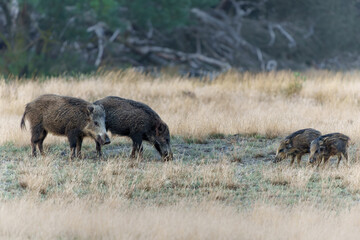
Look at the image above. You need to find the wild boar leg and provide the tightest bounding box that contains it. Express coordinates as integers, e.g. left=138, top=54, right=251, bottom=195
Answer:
left=70, top=146, right=76, bottom=159
left=316, top=157, right=323, bottom=168
left=343, top=151, right=349, bottom=166
left=130, top=134, right=143, bottom=159
left=67, top=130, right=79, bottom=160
left=289, top=155, right=295, bottom=166
left=31, top=124, right=45, bottom=157
left=76, top=136, right=83, bottom=158
left=38, top=130, right=47, bottom=156
left=31, top=142, right=37, bottom=157
left=322, top=156, right=330, bottom=168
left=96, top=141, right=102, bottom=157
left=296, top=154, right=303, bottom=166
left=336, top=153, right=342, bottom=168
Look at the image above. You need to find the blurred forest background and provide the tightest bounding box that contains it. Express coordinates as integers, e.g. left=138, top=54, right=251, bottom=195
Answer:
left=1, top=0, right=360, bottom=77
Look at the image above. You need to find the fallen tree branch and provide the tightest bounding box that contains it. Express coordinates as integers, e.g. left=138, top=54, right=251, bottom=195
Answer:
left=87, top=22, right=106, bottom=67
left=129, top=44, right=231, bottom=71
left=268, top=23, right=296, bottom=48
left=191, top=7, right=270, bottom=70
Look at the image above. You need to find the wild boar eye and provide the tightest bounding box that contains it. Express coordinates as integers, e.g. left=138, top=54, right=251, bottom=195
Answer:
left=94, top=121, right=99, bottom=127
left=279, top=149, right=284, bottom=153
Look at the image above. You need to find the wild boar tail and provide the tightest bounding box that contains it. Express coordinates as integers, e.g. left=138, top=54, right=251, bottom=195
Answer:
left=20, top=110, right=27, bottom=130
left=347, top=136, right=351, bottom=147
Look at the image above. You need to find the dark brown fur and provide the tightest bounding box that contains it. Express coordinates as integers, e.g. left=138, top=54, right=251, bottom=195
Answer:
left=309, top=133, right=350, bottom=168
left=274, top=128, right=321, bottom=166
left=21, top=94, right=110, bottom=159
left=94, top=96, right=173, bottom=161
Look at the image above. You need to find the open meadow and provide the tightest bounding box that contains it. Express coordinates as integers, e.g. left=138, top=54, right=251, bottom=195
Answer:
left=2, top=70, right=360, bottom=239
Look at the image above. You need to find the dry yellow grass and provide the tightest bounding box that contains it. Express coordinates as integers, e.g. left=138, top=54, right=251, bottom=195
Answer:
left=263, top=165, right=315, bottom=189
left=262, top=161, right=360, bottom=196
left=3, top=154, right=360, bottom=239
left=2, top=200, right=360, bottom=239
left=2, top=69, right=360, bottom=146
left=14, top=156, right=239, bottom=202
left=3, top=69, right=360, bottom=239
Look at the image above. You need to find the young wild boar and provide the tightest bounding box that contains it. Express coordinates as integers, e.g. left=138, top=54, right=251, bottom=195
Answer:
left=274, top=128, right=321, bottom=166
left=20, top=94, right=110, bottom=159
left=309, top=133, right=350, bottom=168
left=94, top=96, right=173, bottom=161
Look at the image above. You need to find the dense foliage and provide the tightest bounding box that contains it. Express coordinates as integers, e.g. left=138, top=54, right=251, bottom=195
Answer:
left=0, top=0, right=360, bottom=76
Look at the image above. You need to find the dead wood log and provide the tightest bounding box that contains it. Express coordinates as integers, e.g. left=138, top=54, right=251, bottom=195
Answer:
left=127, top=43, right=231, bottom=71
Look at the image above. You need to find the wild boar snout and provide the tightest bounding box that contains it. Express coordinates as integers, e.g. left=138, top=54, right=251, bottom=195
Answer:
left=274, top=151, right=286, bottom=163
left=162, top=150, right=173, bottom=161
left=97, top=133, right=111, bottom=145
left=273, top=156, right=281, bottom=163
left=309, top=153, right=318, bottom=164
left=104, top=134, right=111, bottom=145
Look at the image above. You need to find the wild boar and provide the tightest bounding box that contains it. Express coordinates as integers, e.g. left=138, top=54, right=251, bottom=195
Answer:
left=94, top=96, right=173, bottom=161
left=274, top=128, right=321, bottom=166
left=309, top=133, right=350, bottom=168
left=20, top=94, right=110, bottom=159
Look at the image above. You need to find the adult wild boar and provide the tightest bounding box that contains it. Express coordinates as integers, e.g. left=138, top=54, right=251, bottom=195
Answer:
left=20, top=94, right=110, bottom=159
left=309, top=133, right=350, bottom=168
left=94, top=96, right=173, bottom=161
left=274, top=128, right=321, bottom=166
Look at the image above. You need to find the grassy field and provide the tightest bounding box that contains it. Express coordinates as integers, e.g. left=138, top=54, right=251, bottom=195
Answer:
left=2, top=70, right=360, bottom=239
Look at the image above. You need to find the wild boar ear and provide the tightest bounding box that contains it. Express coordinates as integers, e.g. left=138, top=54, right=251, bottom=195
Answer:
left=98, top=104, right=105, bottom=110
left=284, top=139, right=291, bottom=148
left=156, top=122, right=166, bottom=136
left=87, top=106, right=94, bottom=116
